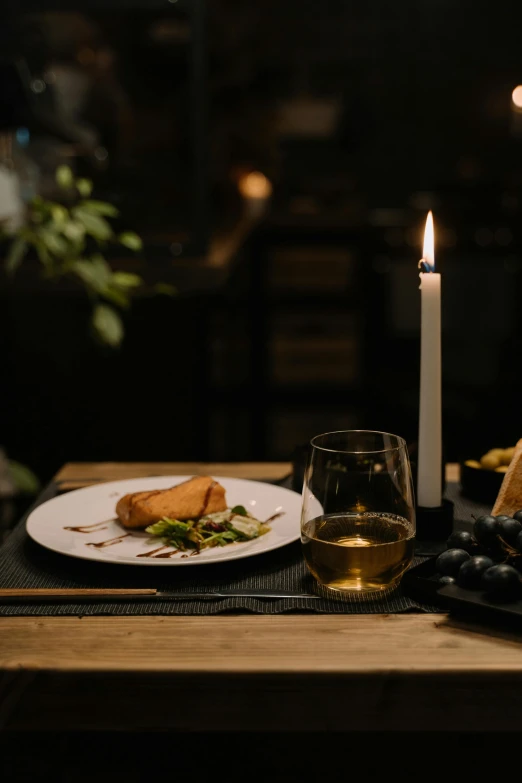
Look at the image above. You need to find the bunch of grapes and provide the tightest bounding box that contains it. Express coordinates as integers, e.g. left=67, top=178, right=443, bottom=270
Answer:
left=435, top=511, right=522, bottom=601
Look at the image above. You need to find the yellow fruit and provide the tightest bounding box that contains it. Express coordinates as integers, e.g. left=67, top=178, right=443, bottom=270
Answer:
left=501, top=447, right=516, bottom=465
left=495, top=465, right=509, bottom=473
left=480, top=453, right=501, bottom=470
left=487, top=448, right=505, bottom=460
left=464, top=460, right=481, bottom=469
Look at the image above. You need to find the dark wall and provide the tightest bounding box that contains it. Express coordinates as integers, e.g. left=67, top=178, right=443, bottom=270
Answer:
left=0, top=286, right=215, bottom=480
left=2, top=1, right=522, bottom=477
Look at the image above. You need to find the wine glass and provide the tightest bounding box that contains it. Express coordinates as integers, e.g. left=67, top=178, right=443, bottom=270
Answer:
left=301, top=430, right=415, bottom=598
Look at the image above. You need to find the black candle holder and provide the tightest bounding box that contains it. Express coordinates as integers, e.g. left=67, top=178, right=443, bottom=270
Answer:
left=416, top=499, right=454, bottom=542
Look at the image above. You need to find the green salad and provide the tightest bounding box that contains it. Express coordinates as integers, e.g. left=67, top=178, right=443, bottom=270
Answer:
left=145, top=505, right=270, bottom=553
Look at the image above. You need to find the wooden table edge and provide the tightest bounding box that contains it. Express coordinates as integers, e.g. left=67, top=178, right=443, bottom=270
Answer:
left=53, top=463, right=459, bottom=487
left=9, top=460, right=510, bottom=733
left=3, top=611, right=522, bottom=731
left=3, top=460, right=465, bottom=679
left=53, top=461, right=294, bottom=489
left=2, top=611, right=521, bottom=674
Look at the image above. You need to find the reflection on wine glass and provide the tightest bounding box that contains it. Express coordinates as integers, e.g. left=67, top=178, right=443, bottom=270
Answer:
left=301, top=430, right=415, bottom=598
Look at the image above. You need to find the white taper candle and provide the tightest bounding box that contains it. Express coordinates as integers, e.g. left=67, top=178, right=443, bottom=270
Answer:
left=417, top=212, right=442, bottom=508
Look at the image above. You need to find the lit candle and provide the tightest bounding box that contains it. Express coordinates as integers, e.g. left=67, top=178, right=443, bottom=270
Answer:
left=417, top=211, right=442, bottom=508
left=238, top=171, right=273, bottom=219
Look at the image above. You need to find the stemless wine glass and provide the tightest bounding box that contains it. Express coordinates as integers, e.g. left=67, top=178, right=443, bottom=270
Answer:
left=301, top=430, right=415, bottom=598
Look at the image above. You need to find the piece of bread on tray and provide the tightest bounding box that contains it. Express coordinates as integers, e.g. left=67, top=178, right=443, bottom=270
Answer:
left=492, top=438, right=522, bottom=516
left=116, top=476, right=227, bottom=529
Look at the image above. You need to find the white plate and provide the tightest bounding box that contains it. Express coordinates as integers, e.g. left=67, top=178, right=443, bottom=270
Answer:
left=26, top=476, right=302, bottom=566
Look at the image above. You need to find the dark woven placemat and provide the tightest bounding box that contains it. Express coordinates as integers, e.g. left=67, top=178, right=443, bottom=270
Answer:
left=0, top=479, right=489, bottom=616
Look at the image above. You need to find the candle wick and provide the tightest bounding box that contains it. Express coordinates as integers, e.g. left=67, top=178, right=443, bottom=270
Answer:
left=418, top=258, right=433, bottom=273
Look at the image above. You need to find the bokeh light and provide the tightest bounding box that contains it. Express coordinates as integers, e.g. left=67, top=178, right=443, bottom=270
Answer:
left=512, top=85, right=522, bottom=108
left=238, top=171, right=272, bottom=199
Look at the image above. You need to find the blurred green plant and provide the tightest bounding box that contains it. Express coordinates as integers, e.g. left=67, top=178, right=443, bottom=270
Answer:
left=7, top=459, right=40, bottom=495
left=2, top=165, right=175, bottom=347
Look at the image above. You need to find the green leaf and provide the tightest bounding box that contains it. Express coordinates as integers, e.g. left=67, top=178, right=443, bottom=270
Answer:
left=39, top=227, right=69, bottom=257
left=5, top=237, right=27, bottom=275
left=7, top=460, right=40, bottom=495
left=72, top=257, right=111, bottom=293
left=103, top=286, right=130, bottom=309
left=231, top=505, right=248, bottom=516
left=112, top=271, right=143, bottom=288
left=119, top=232, right=142, bottom=251
left=72, top=261, right=104, bottom=290
left=76, top=178, right=93, bottom=198
left=221, top=530, right=239, bottom=540
left=34, top=239, right=52, bottom=270
left=63, top=220, right=86, bottom=243
left=72, top=207, right=113, bottom=241
left=30, top=197, right=52, bottom=222
left=50, top=204, right=68, bottom=225
left=92, top=304, right=124, bottom=347
left=154, top=283, right=177, bottom=297
left=91, top=253, right=113, bottom=278
left=56, top=165, right=74, bottom=189
left=146, top=518, right=189, bottom=537
left=80, top=200, right=119, bottom=218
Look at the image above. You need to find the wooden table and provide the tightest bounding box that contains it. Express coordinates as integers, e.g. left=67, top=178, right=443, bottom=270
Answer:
left=2, top=461, right=522, bottom=734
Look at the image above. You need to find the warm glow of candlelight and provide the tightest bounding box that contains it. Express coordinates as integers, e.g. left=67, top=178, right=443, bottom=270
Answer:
left=422, top=211, right=435, bottom=269
left=513, top=85, right=522, bottom=109
left=238, top=171, right=272, bottom=199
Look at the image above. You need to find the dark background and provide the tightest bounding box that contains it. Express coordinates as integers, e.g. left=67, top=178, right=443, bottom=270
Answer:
left=1, top=0, right=522, bottom=482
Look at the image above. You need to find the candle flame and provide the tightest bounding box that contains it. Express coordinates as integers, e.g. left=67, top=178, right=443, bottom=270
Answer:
left=422, top=211, right=435, bottom=271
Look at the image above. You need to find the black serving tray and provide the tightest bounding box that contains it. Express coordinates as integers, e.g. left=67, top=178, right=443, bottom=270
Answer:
left=460, top=460, right=503, bottom=505
left=404, top=557, right=522, bottom=623
left=402, top=558, right=449, bottom=606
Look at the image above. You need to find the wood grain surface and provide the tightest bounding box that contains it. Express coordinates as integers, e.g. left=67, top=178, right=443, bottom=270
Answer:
left=3, top=460, right=498, bottom=734
left=0, top=614, right=519, bottom=674
left=2, top=613, right=522, bottom=731
left=54, top=462, right=293, bottom=490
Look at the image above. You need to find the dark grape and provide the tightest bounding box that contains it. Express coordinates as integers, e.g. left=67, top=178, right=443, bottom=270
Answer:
left=497, top=517, right=522, bottom=545
left=439, top=575, right=456, bottom=586
left=513, top=510, right=522, bottom=524
left=496, top=515, right=512, bottom=522
left=512, top=555, right=522, bottom=573
left=481, top=564, right=521, bottom=599
left=473, top=516, right=500, bottom=546
left=446, top=531, right=475, bottom=553
left=516, top=530, right=522, bottom=553
left=436, top=549, right=470, bottom=576
left=458, top=556, right=494, bottom=589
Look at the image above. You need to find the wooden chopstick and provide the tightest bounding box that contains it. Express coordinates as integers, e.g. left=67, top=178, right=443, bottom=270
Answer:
left=0, top=588, right=157, bottom=598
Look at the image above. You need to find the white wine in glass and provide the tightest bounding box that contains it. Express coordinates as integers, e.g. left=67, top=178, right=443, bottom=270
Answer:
left=301, top=431, right=415, bottom=597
